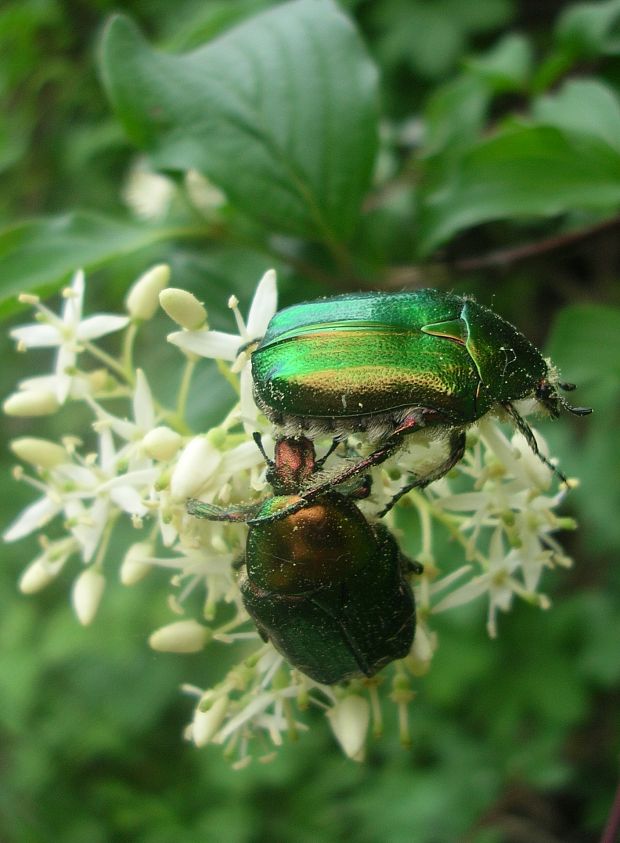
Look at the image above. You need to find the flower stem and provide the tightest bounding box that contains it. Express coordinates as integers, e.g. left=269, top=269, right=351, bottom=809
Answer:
left=122, top=321, right=138, bottom=375
left=84, top=341, right=134, bottom=385
left=92, top=510, right=120, bottom=570
left=176, top=357, right=196, bottom=420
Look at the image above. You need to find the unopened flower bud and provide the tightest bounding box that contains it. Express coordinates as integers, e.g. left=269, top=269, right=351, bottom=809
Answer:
left=170, top=436, right=222, bottom=500
left=120, top=541, right=153, bottom=585
left=11, top=437, right=67, bottom=468
left=159, top=288, right=207, bottom=330
left=126, top=264, right=171, bottom=320
left=149, top=619, right=210, bottom=653
left=192, top=696, right=229, bottom=746
left=326, top=695, right=370, bottom=761
left=72, top=568, right=106, bottom=626
left=142, top=426, right=183, bottom=461
left=87, top=369, right=113, bottom=392
left=19, top=559, right=57, bottom=594
left=4, top=389, right=60, bottom=417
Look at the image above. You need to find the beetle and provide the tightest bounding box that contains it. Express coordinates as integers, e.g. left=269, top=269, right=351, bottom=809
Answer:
left=251, top=289, right=591, bottom=510
left=187, top=436, right=419, bottom=685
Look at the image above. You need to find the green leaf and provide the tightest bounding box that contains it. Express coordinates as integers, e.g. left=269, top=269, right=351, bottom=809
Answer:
left=100, top=1, right=379, bottom=244
left=533, top=79, right=620, bottom=155
left=555, top=0, right=620, bottom=59
left=422, top=75, right=490, bottom=161
left=547, top=305, right=620, bottom=552
left=369, top=0, right=512, bottom=80
left=546, top=304, right=620, bottom=382
left=464, top=33, right=532, bottom=92
left=417, top=125, right=620, bottom=255
left=0, top=211, right=201, bottom=317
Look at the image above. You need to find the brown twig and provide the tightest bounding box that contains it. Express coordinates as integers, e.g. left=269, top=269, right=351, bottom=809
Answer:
left=451, top=214, right=620, bottom=272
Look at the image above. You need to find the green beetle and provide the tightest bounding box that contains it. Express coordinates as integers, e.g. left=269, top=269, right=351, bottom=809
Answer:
left=251, top=289, right=590, bottom=509
left=188, top=436, right=419, bottom=685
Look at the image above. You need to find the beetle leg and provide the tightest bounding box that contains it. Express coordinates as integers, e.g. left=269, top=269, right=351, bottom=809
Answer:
left=298, top=410, right=441, bottom=505
left=346, top=474, right=373, bottom=500
left=187, top=498, right=262, bottom=522
left=404, top=558, right=424, bottom=576
left=377, top=430, right=467, bottom=517
left=314, top=437, right=341, bottom=470
left=392, top=408, right=445, bottom=437
left=502, top=402, right=569, bottom=484
left=301, top=436, right=402, bottom=504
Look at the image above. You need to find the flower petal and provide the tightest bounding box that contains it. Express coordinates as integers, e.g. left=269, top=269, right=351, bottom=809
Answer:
left=133, top=369, right=156, bottom=431
left=10, top=324, right=61, bottom=348
left=54, top=344, right=76, bottom=404
left=239, top=366, right=259, bottom=429
left=3, top=496, right=61, bottom=542
left=171, top=437, right=222, bottom=499
left=109, top=484, right=148, bottom=515
left=77, top=314, right=130, bottom=340
left=167, top=329, right=239, bottom=361
left=62, top=270, right=85, bottom=328
left=246, top=269, right=277, bottom=337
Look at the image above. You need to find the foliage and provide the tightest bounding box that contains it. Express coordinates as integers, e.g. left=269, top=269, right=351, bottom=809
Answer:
left=1, top=0, right=619, bottom=841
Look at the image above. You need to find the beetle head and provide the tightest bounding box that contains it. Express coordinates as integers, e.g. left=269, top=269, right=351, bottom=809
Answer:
left=535, top=379, right=592, bottom=419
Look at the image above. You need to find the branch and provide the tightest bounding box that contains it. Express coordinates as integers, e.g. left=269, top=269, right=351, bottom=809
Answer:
left=451, top=214, right=620, bottom=272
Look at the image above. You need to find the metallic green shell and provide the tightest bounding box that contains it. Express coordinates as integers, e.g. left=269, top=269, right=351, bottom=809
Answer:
left=243, top=493, right=414, bottom=684
left=251, top=289, right=548, bottom=424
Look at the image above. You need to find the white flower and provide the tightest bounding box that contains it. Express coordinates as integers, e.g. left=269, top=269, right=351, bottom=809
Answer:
left=64, top=427, right=156, bottom=560
left=184, top=170, right=226, bottom=217
left=166, top=269, right=277, bottom=426
left=431, top=527, right=545, bottom=637
left=4, top=489, right=64, bottom=543
left=85, top=368, right=158, bottom=470
left=123, top=158, right=175, bottom=220
left=10, top=271, right=129, bottom=403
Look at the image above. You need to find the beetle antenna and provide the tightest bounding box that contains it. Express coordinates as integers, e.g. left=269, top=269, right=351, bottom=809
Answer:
left=556, top=381, right=592, bottom=415
left=252, top=432, right=274, bottom=467
left=502, top=403, right=568, bottom=485
left=558, top=395, right=592, bottom=416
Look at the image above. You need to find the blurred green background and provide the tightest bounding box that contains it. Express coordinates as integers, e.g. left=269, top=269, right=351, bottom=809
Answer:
left=1, top=1, right=620, bottom=841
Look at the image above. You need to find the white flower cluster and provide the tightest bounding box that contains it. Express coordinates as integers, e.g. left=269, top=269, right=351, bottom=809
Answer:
left=3, top=268, right=577, bottom=766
